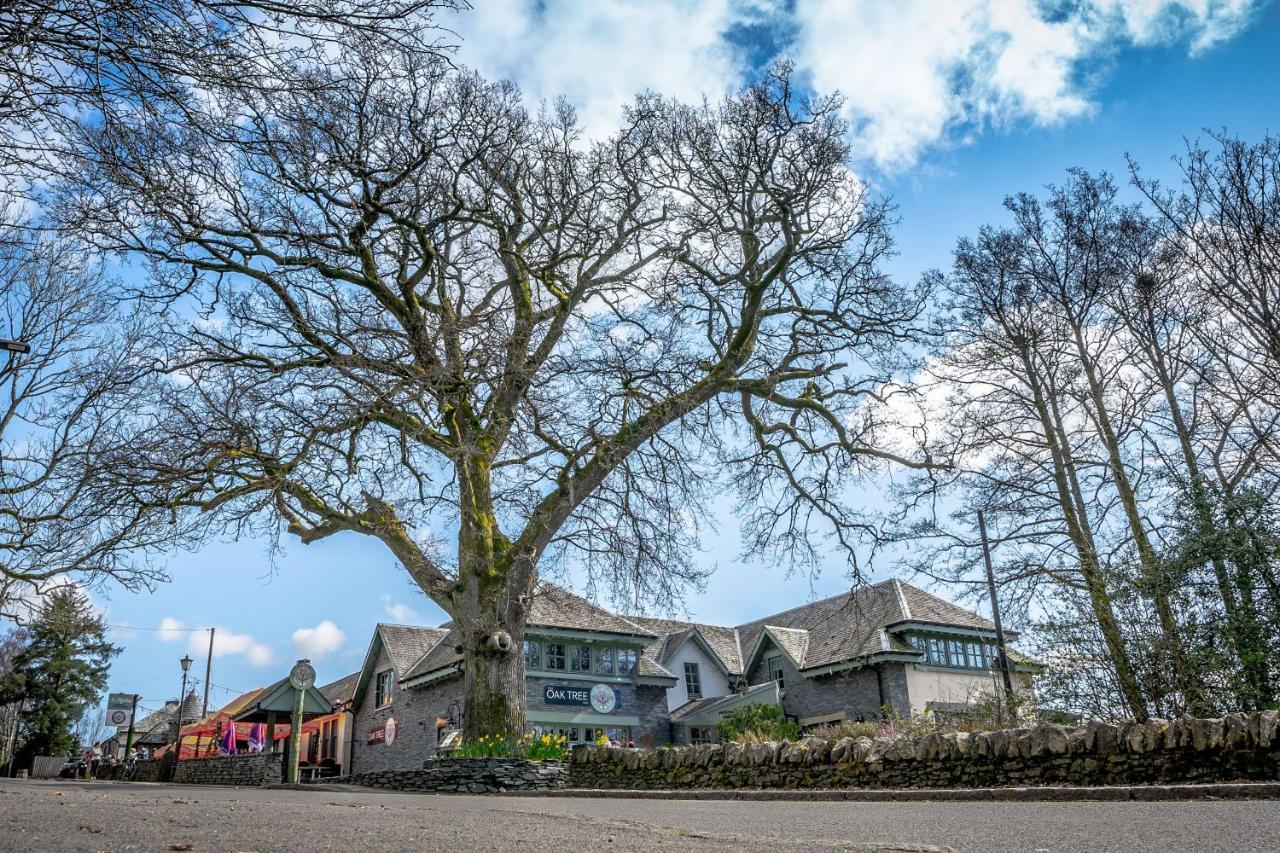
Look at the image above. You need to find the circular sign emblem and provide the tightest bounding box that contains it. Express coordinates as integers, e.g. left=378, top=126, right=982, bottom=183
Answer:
left=289, top=660, right=316, bottom=690
left=107, top=709, right=130, bottom=726
left=385, top=717, right=398, bottom=745
left=589, top=683, right=617, bottom=714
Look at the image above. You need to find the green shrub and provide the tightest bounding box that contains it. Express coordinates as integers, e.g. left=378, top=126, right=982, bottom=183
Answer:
left=715, top=704, right=801, bottom=743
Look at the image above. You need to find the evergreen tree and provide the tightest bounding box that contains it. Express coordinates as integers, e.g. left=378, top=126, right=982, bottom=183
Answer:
left=0, top=588, right=119, bottom=764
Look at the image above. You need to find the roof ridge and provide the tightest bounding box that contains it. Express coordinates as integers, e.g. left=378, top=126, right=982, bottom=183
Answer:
left=735, top=582, right=885, bottom=631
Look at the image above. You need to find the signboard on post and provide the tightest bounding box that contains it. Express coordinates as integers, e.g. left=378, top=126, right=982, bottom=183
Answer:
left=106, top=693, right=135, bottom=728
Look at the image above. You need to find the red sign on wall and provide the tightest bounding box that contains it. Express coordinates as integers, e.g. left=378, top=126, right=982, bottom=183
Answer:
left=368, top=726, right=385, bottom=745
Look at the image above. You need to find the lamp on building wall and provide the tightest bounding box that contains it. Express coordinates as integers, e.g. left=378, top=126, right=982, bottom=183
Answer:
left=445, top=701, right=461, bottom=727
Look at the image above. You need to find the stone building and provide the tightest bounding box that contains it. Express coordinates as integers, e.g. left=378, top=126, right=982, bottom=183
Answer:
left=348, top=578, right=1039, bottom=773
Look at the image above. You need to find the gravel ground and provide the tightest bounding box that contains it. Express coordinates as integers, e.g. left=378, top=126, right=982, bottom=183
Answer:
left=2, top=777, right=1278, bottom=852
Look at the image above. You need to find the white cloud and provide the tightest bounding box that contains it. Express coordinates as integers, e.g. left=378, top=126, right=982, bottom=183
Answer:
left=381, top=594, right=419, bottom=624
left=450, top=0, right=757, bottom=142
left=291, top=620, right=346, bottom=660
left=790, top=0, right=1263, bottom=168
left=157, top=618, right=275, bottom=667
left=442, top=1, right=1265, bottom=169
left=157, top=616, right=187, bottom=642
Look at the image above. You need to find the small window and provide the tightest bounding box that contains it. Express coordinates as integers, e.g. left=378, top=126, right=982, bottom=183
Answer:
left=966, top=641, right=981, bottom=669
left=544, top=642, right=566, bottom=671
left=524, top=639, right=541, bottom=670
left=615, top=648, right=637, bottom=676
left=689, top=726, right=714, bottom=745
left=684, top=662, right=702, bottom=698
left=375, top=670, right=393, bottom=707
left=570, top=645, right=592, bottom=673
left=768, top=656, right=785, bottom=690
left=596, top=647, right=615, bottom=675
left=928, top=638, right=942, bottom=666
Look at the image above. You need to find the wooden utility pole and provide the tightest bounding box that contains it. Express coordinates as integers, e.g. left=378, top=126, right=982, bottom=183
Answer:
left=202, top=628, right=215, bottom=719
left=978, top=510, right=1016, bottom=711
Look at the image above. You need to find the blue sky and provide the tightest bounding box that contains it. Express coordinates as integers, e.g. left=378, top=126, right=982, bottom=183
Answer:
left=63, top=1, right=1280, bottom=719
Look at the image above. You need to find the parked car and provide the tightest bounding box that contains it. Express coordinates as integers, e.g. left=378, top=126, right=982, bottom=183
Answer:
left=57, top=758, right=85, bottom=779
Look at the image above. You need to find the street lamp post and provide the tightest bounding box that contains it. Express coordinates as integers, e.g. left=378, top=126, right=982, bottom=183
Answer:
left=0, top=339, right=29, bottom=355
left=175, top=655, right=193, bottom=752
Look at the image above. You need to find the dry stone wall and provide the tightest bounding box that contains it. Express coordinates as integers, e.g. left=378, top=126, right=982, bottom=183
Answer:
left=570, top=711, right=1280, bottom=790
left=336, top=758, right=567, bottom=793
left=172, top=753, right=284, bottom=787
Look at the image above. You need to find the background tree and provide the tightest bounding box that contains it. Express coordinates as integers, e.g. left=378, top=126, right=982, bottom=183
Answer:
left=61, top=53, right=927, bottom=742
left=894, top=154, right=1280, bottom=721
left=0, top=587, right=119, bottom=766
left=0, top=212, right=179, bottom=617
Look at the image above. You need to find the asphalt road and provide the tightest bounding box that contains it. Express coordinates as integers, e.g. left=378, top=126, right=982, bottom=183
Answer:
left=1, top=778, right=1278, bottom=853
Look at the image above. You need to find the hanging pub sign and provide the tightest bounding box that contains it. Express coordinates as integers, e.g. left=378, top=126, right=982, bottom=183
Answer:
left=543, top=684, right=620, bottom=713
left=369, top=716, right=398, bottom=745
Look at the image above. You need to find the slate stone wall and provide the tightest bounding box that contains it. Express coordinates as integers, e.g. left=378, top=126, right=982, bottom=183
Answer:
left=93, top=759, right=164, bottom=782
left=570, top=711, right=1280, bottom=791
left=335, top=758, right=567, bottom=793
left=745, top=644, right=897, bottom=723
left=172, top=753, right=284, bottom=786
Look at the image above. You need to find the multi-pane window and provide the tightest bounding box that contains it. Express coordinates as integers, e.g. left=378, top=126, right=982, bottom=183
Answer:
left=689, top=726, right=714, bottom=745
left=684, top=662, right=702, bottom=698
left=616, top=648, right=638, bottom=676
left=908, top=634, right=996, bottom=670
left=523, top=639, right=540, bottom=670
left=768, top=656, right=785, bottom=690
left=544, top=642, right=566, bottom=671
left=596, top=647, right=615, bottom=675
left=375, top=670, right=393, bottom=707
left=570, top=645, right=592, bottom=673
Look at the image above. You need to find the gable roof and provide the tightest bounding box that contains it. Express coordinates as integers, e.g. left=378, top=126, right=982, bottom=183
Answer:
left=625, top=616, right=744, bottom=675
left=378, top=624, right=451, bottom=677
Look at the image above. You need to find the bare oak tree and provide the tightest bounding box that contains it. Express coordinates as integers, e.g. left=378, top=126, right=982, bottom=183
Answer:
left=61, top=53, right=927, bottom=741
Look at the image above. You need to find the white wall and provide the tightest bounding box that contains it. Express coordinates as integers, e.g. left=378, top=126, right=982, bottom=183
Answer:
left=665, top=639, right=731, bottom=711
left=904, top=665, right=1031, bottom=716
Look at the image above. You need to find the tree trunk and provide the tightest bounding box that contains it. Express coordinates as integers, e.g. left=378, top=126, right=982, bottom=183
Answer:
left=1022, top=348, right=1149, bottom=720
left=1069, top=324, right=1205, bottom=715
left=1139, top=325, right=1272, bottom=710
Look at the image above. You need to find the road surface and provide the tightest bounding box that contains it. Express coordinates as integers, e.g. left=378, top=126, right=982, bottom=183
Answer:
left=1, top=778, right=1277, bottom=852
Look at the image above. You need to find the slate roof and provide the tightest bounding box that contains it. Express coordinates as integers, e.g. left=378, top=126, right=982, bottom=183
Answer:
left=735, top=578, right=999, bottom=672
left=625, top=616, right=744, bottom=675
left=526, top=583, right=657, bottom=638
left=319, top=671, right=360, bottom=705
left=378, top=624, right=450, bottom=678
left=379, top=578, right=1011, bottom=689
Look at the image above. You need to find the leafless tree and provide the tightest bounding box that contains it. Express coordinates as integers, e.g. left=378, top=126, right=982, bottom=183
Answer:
left=0, top=0, right=463, bottom=206
left=0, top=212, right=175, bottom=617
left=59, top=53, right=929, bottom=741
